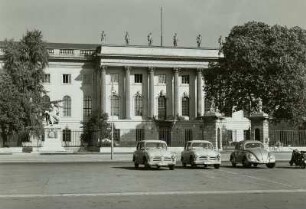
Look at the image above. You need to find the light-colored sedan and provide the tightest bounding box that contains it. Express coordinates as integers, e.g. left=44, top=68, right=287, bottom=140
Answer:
left=133, top=140, right=176, bottom=170
left=181, top=140, right=221, bottom=169
left=230, top=140, right=276, bottom=168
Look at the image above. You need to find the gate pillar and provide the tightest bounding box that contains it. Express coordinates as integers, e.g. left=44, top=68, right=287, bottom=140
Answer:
left=202, top=111, right=224, bottom=150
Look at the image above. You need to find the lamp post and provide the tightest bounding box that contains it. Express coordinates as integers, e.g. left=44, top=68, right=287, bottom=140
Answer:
left=111, top=121, right=114, bottom=160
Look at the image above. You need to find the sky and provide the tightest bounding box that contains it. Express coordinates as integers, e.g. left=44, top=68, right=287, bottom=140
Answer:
left=1, top=0, right=306, bottom=48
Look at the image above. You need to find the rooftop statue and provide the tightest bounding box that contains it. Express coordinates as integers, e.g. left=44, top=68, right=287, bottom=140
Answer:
left=147, top=32, right=153, bottom=46
left=125, top=32, right=130, bottom=45
left=173, top=33, right=178, bottom=47
left=196, top=34, right=202, bottom=47
left=218, top=35, right=224, bottom=48
left=100, top=31, right=106, bottom=44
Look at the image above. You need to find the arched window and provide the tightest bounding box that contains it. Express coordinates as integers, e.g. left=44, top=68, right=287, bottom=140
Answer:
left=135, top=95, right=143, bottom=116
left=63, top=96, right=71, bottom=117
left=42, top=95, right=50, bottom=110
left=111, top=95, right=119, bottom=116
left=158, top=96, right=166, bottom=119
left=83, top=96, right=92, bottom=118
left=182, top=96, right=189, bottom=116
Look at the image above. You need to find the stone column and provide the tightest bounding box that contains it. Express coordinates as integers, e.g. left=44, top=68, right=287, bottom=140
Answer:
left=101, top=65, right=107, bottom=114
left=125, top=66, right=131, bottom=119
left=173, top=68, right=179, bottom=118
left=148, top=67, right=155, bottom=118
left=197, top=68, right=203, bottom=117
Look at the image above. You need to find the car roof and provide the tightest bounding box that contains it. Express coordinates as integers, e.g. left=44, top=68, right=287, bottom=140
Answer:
left=242, top=140, right=263, bottom=145
left=187, top=140, right=212, bottom=143
left=139, top=140, right=167, bottom=143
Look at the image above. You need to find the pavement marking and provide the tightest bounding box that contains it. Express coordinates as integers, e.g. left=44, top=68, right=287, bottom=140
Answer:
left=219, top=170, right=294, bottom=188
left=1, top=189, right=306, bottom=198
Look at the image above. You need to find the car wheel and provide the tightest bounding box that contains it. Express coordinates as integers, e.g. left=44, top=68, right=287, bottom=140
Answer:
left=266, top=163, right=276, bottom=168
left=230, top=155, right=236, bottom=167
left=204, top=164, right=208, bottom=168
left=301, top=162, right=306, bottom=169
left=181, top=157, right=187, bottom=168
left=190, top=156, right=197, bottom=168
left=144, top=158, right=150, bottom=169
left=169, top=165, right=175, bottom=170
left=214, top=164, right=220, bottom=169
left=242, top=158, right=251, bottom=168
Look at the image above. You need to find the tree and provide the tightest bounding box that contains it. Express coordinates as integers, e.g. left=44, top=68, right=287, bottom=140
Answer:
left=0, top=30, right=49, bottom=145
left=204, top=21, right=306, bottom=124
left=81, top=112, right=111, bottom=147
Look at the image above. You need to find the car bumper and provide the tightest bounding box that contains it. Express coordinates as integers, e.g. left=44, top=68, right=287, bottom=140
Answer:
left=248, top=159, right=276, bottom=164
left=148, top=161, right=176, bottom=167
left=194, top=160, right=221, bottom=165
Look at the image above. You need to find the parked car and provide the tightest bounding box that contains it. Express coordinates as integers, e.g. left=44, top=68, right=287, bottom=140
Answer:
left=133, top=140, right=176, bottom=170
left=181, top=140, right=221, bottom=169
left=230, top=140, right=276, bottom=168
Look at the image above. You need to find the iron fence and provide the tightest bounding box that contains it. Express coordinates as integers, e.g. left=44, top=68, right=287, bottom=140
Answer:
left=269, top=130, right=306, bottom=147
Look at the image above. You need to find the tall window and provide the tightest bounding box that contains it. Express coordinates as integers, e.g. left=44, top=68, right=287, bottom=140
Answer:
left=83, top=96, right=92, bottom=118
left=181, top=75, right=190, bottom=84
left=63, top=129, right=71, bottom=142
left=63, top=74, right=71, bottom=84
left=136, top=129, right=145, bottom=141
left=182, top=96, right=190, bottom=116
left=63, top=96, right=71, bottom=117
left=158, top=74, right=166, bottom=84
left=135, top=95, right=143, bottom=116
left=113, top=129, right=120, bottom=141
left=185, top=129, right=193, bottom=142
left=111, top=95, right=119, bottom=116
left=110, top=74, right=119, bottom=83
left=134, top=74, right=143, bottom=83
left=42, top=95, right=50, bottom=110
left=158, top=96, right=166, bottom=119
left=42, top=74, right=50, bottom=83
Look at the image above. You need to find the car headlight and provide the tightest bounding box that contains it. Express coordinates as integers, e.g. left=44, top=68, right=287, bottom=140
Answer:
left=268, top=152, right=275, bottom=160
left=217, top=154, right=221, bottom=160
left=247, top=153, right=257, bottom=161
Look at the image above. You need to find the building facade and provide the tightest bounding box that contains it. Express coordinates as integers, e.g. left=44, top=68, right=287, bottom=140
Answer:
left=0, top=42, right=251, bottom=148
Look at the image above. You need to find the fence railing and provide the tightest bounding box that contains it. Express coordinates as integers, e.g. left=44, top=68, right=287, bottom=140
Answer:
left=269, top=130, right=306, bottom=147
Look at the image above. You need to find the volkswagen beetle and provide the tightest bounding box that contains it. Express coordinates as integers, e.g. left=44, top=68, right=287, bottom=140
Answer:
left=133, top=140, right=176, bottom=170
left=230, top=140, right=276, bottom=168
left=181, top=140, right=221, bottom=169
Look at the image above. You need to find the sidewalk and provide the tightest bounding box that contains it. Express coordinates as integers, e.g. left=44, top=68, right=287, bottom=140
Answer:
left=0, top=151, right=292, bottom=164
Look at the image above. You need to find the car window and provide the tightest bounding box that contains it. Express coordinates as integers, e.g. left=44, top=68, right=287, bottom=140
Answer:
left=146, top=142, right=167, bottom=149
left=191, top=142, right=213, bottom=150
left=245, top=142, right=264, bottom=149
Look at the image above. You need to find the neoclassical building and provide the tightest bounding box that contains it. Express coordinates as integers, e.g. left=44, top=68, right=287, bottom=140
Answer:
left=0, top=42, right=251, bottom=148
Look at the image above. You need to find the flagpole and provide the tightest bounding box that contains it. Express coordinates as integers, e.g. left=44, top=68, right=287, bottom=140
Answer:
left=160, top=6, right=163, bottom=47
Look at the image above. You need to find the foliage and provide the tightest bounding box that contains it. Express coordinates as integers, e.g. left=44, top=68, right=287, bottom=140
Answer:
left=81, top=112, right=111, bottom=146
left=0, top=30, right=49, bottom=144
left=204, top=21, right=306, bottom=124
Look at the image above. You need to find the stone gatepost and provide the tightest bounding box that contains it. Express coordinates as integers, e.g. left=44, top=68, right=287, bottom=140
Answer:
left=40, top=125, right=66, bottom=153
left=202, top=111, right=224, bottom=150
left=249, top=112, right=269, bottom=146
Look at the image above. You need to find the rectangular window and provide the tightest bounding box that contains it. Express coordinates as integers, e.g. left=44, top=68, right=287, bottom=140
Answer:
left=42, top=74, right=50, bottom=83
left=182, top=75, right=190, bottom=84
left=110, top=74, right=119, bottom=83
left=113, top=129, right=120, bottom=141
left=83, top=96, right=92, bottom=118
left=185, top=129, right=193, bottom=143
left=63, top=129, right=71, bottom=142
left=63, top=74, right=71, bottom=84
left=111, top=96, right=120, bottom=116
left=182, top=97, right=190, bottom=116
left=83, top=74, right=92, bottom=84
left=134, top=74, right=143, bottom=83
left=158, top=74, right=166, bottom=84
left=136, top=129, right=145, bottom=141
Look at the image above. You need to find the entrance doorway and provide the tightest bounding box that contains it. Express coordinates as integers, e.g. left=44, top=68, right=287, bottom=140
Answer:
left=255, top=128, right=260, bottom=141
left=159, top=127, right=171, bottom=146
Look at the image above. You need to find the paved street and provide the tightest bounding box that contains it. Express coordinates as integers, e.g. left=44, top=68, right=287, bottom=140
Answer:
left=0, top=161, right=306, bottom=209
